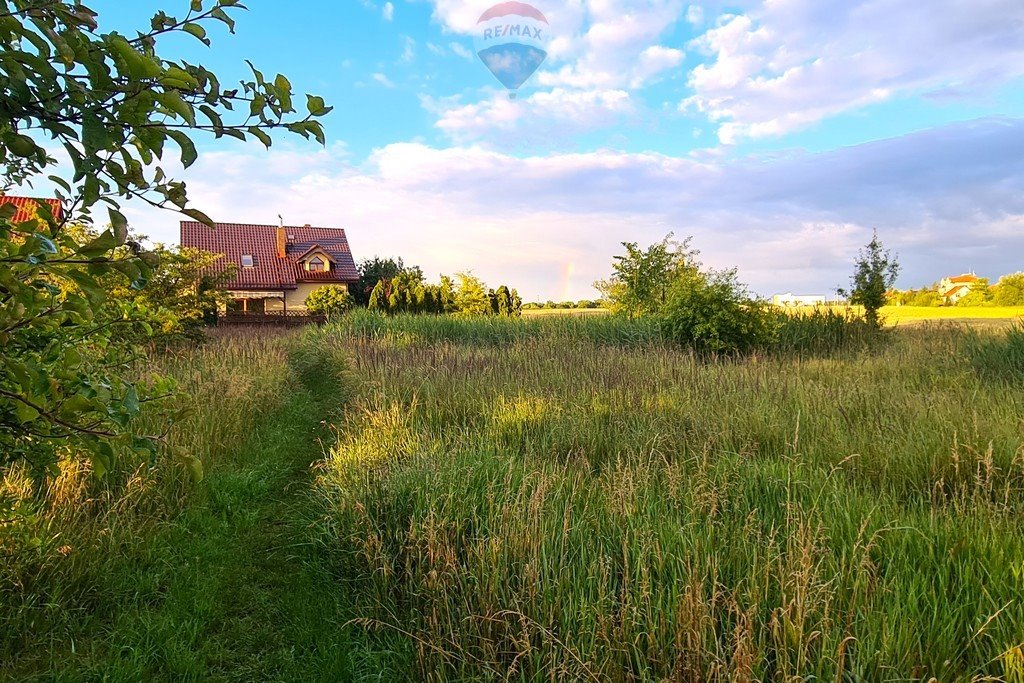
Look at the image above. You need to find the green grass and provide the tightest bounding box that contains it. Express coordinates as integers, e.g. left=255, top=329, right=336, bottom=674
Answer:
left=1, top=332, right=360, bottom=680
left=6, top=315, right=1024, bottom=680
left=310, top=315, right=1024, bottom=681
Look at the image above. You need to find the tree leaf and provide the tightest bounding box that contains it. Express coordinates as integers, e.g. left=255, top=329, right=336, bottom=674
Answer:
left=108, top=208, right=130, bottom=245
left=167, top=129, right=198, bottom=167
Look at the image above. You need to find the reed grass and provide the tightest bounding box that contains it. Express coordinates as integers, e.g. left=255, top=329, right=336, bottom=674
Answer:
left=312, top=315, right=1024, bottom=680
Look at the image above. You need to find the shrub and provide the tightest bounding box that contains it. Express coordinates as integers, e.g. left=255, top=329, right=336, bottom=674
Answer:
left=658, top=270, right=778, bottom=354
left=305, top=286, right=353, bottom=319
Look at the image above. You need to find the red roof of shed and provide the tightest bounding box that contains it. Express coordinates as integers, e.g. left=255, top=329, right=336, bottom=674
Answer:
left=0, top=196, right=63, bottom=223
left=179, top=222, right=359, bottom=291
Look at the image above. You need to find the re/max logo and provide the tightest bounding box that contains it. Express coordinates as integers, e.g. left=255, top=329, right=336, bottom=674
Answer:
left=482, top=24, right=543, bottom=40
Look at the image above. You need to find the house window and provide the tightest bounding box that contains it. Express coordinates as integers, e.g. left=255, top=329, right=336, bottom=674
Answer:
left=308, top=257, right=325, bottom=272
left=241, top=254, right=254, bottom=268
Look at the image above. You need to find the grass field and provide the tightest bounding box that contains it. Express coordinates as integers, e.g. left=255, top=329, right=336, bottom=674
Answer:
left=3, top=314, right=1024, bottom=680
left=311, top=314, right=1024, bottom=680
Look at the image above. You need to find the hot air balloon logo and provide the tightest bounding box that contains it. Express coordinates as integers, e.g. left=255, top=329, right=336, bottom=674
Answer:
left=473, top=2, right=549, bottom=99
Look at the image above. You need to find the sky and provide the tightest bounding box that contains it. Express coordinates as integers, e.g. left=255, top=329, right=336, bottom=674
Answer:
left=91, top=0, right=1024, bottom=300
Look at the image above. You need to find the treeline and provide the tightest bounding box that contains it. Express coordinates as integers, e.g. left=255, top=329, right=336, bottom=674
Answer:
left=890, top=273, right=1024, bottom=307
left=522, top=300, right=606, bottom=310
left=352, top=258, right=522, bottom=317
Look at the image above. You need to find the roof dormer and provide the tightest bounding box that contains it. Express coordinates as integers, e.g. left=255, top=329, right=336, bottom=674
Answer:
left=296, top=246, right=335, bottom=273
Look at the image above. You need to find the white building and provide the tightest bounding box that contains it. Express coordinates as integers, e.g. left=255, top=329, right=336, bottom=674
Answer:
left=771, top=293, right=837, bottom=307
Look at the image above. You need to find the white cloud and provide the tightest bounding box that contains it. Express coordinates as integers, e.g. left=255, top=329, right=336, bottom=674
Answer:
left=382, top=1, right=394, bottom=21
left=124, top=117, right=1024, bottom=299
left=424, top=1, right=685, bottom=141
left=686, top=5, right=704, bottom=26
left=449, top=41, right=473, bottom=60
left=426, top=88, right=635, bottom=144
left=372, top=72, right=395, bottom=88
left=686, top=0, right=1024, bottom=143
left=400, top=36, right=416, bottom=64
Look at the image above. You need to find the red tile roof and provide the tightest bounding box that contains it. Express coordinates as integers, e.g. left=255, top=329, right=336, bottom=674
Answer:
left=947, top=274, right=980, bottom=284
left=943, top=285, right=971, bottom=299
left=179, top=222, right=359, bottom=291
left=0, top=196, right=63, bottom=224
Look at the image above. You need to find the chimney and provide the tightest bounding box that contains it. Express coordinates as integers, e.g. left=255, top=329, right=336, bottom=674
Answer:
left=276, top=226, right=287, bottom=258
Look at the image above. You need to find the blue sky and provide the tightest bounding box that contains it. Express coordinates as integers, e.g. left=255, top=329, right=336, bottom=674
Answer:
left=96, top=0, right=1024, bottom=300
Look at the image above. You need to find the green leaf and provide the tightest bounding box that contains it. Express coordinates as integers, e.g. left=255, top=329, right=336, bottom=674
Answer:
left=306, top=94, right=331, bottom=116
left=183, top=22, right=210, bottom=45
left=14, top=401, right=40, bottom=424
left=181, top=207, right=215, bottom=228
left=167, top=130, right=198, bottom=167
left=274, top=74, right=292, bottom=110
left=248, top=126, right=272, bottom=148
left=123, top=386, right=140, bottom=416
left=7, top=134, right=40, bottom=158
left=79, top=229, right=119, bottom=258
left=163, top=65, right=199, bottom=89
left=157, top=91, right=197, bottom=125
left=108, top=208, right=129, bottom=245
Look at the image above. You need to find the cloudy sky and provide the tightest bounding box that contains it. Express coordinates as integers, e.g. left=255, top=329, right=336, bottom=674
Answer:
left=95, top=0, right=1024, bottom=300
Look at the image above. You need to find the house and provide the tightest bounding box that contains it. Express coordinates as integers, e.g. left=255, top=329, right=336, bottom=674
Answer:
left=0, top=195, right=63, bottom=223
left=180, top=221, right=359, bottom=313
left=771, top=293, right=836, bottom=307
left=939, top=273, right=980, bottom=304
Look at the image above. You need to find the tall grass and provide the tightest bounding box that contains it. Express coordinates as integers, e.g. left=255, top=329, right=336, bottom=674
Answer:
left=0, top=331, right=294, bottom=663
left=773, top=308, right=879, bottom=355
left=334, top=309, right=661, bottom=347
left=312, top=315, right=1024, bottom=680
left=964, top=322, right=1024, bottom=384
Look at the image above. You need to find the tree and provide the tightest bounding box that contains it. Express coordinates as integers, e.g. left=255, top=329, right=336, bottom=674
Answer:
left=838, top=232, right=900, bottom=328
left=454, top=272, right=491, bottom=315
left=495, top=286, right=513, bottom=317
left=908, top=289, right=942, bottom=307
left=994, top=273, right=1024, bottom=306
left=595, top=234, right=699, bottom=318
left=368, top=280, right=389, bottom=313
left=305, top=286, right=353, bottom=319
left=121, top=245, right=236, bottom=340
left=957, top=279, right=993, bottom=307
left=353, top=258, right=404, bottom=306
left=0, top=1, right=330, bottom=476
left=510, top=288, right=523, bottom=317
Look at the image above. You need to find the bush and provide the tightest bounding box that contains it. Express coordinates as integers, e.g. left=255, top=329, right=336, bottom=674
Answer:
left=304, top=286, right=353, bottom=319
left=657, top=270, right=778, bottom=355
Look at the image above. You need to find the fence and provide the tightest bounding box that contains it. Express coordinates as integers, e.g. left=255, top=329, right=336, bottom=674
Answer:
left=218, top=311, right=326, bottom=327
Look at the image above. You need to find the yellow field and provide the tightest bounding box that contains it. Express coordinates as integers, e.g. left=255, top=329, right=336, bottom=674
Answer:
left=880, top=305, right=1024, bottom=324
left=522, top=307, right=609, bottom=317
left=525, top=305, right=1024, bottom=327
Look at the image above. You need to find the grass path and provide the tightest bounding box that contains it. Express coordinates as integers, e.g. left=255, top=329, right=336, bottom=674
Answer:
left=45, top=370, right=356, bottom=681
